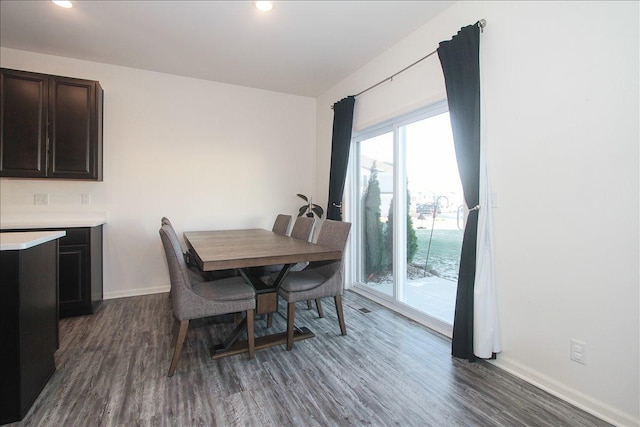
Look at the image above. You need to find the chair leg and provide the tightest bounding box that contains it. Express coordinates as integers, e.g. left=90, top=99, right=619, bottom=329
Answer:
left=306, top=300, right=312, bottom=310
left=168, top=319, right=189, bottom=377
left=315, top=298, right=324, bottom=318
left=286, top=302, right=296, bottom=351
left=246, top=309, right=255, bottom=359
left=170, top=319, right=180, bottom=348
left=335, top=295, right=347, bottom=336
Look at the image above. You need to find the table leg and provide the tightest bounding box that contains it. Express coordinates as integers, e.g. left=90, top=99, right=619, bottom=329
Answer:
left=211, top=316, right=247, bottom=353
left=210, top=263, right=315, bottom=359
left=211, top=327, right=315, bottom=359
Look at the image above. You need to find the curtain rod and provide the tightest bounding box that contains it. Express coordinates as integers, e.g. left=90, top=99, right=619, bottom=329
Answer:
left=331, top=19, right=486, bottom=109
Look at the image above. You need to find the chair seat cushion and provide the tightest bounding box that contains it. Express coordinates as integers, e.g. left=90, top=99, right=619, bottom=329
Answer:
left=279, top=270, right=327, bottom=293
left=192, top=277, right=255, bottom=301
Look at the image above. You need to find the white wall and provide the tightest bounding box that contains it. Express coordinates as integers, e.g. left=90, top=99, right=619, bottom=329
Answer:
left=316, top=1, right=639, bottom=425
left=0, top=47, right=317, bottom=298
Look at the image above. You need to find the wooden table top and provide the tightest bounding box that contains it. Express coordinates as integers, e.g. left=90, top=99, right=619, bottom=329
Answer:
left=183, top=228, right=342, bottom=271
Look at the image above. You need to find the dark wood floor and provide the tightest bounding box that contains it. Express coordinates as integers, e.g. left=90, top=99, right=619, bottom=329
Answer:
left=10, top=291, right=609, bottom=426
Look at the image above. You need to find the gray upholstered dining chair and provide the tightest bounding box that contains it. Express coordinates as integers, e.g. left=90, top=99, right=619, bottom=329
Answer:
left=288, top=216, right=316, bottom=272
left=276, top=219, right=351, bottom=351
left=159, top=224, right=256, bottom=376
left=161, top=217, right=208, bottom=284
left=286, top=216, right=322, bottom=310
left=162, top=216, right=237, bottom=281
left=263, top=215, right=316, bottom=327
left=272, top=214, right=292, bottom=235
left=264, top=215, right=315, bottom=274
left=290, top=215, right=315, bottom=241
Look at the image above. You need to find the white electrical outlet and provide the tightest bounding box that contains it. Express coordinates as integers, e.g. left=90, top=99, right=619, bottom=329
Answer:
left=34, top=194, right=49, bottom=205
left=81, top=194, right=91, bottom=205
left=570, top=339, right=587, bottom=365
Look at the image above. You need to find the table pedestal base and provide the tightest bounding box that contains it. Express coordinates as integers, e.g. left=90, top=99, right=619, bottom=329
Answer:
left=211, top=327, right=315, bottom=360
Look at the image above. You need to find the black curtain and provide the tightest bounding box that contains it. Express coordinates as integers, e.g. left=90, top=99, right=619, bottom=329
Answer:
left=437, top=23, right=481, bottom=361
left=326, top=96, right=356, bottom=221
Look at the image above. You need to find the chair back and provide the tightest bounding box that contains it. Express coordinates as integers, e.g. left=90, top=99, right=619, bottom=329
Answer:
left=159, top=225, right=194, bottom=294
left=272, top=214, right=292, bottom=235
left=161, top=217, right=198, bottom=272
left=316, top=220, right=351, bottom=252
left=161, top=217, right=180, bottom=243
left=161, top=216, right=172, bottom=227
left=290, top=216, right=315, bottom=241
left=308, top=220, right=351, bottom=270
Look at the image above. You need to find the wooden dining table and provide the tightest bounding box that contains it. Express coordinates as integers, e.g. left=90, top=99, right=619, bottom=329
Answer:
left=183, top=228, right=342, bottom=358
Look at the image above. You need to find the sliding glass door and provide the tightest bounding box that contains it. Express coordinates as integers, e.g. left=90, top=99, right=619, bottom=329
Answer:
left=351, top=102, right=464, bottom=332
left=358, top=131, right=394, bottom=297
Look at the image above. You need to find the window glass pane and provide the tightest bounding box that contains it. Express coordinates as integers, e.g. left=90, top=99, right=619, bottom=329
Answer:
left=402, top=112, right=462, bottom=323
left=358, top=132, right=393, bottom=297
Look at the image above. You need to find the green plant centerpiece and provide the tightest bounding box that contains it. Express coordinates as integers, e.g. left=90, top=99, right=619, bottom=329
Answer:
left=297, top=194, right=324, bottom=218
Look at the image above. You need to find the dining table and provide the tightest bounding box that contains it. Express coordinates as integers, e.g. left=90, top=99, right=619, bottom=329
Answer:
left=183, top=228, right=342, bottom=359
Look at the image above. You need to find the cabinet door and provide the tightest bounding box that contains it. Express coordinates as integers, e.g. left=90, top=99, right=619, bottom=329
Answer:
left=0, top=69, right=48, bottom=178
left=58, top=243, right=89, bottom=317
left=48, top=76, right=101, bottom=180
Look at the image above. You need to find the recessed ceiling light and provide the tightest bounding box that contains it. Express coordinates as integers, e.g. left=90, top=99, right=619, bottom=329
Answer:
left=52, top=0, right=73, bottom=8
left=254, top=1, right=274, bottom=12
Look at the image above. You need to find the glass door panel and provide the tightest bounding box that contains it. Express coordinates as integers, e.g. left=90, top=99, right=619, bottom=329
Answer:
left=358, top=132, right=394, bottom=297
left=402, top=112, right=463, bottom=323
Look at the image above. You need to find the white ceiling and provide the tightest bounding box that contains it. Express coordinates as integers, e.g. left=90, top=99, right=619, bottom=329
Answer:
left=0, top=0, right=454, bottom=97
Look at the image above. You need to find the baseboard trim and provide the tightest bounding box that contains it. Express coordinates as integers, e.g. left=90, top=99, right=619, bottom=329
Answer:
left=490, top=357, right=639, bottom=427
left=104, top=285, right=169, bottom=300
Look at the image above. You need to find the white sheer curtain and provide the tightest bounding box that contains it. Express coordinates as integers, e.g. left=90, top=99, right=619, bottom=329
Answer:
left=474, top=37, right=501, bottom=358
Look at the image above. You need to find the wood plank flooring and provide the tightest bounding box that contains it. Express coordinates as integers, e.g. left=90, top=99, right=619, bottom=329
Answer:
left=9, top=291, right=610, bottom=426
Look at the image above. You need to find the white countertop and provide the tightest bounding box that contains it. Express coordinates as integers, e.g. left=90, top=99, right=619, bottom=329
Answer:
left=1, top=230, right=67, bottom=251
left=0, top=212, right=107, bottom=230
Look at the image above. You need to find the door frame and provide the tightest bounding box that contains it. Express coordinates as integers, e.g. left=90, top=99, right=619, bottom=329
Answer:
left=344, top=100, right=454, bottom=338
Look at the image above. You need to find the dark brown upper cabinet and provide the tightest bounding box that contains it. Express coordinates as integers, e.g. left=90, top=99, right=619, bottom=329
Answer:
left=0, top=68, right=103, bottom=180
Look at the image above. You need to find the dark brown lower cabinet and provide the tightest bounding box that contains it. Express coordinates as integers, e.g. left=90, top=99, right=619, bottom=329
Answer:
left=0, top=239, right=58, bottom=424
left=57, top=226, right=103, bottom=317
left=11, top=225, right=104, bottom=318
